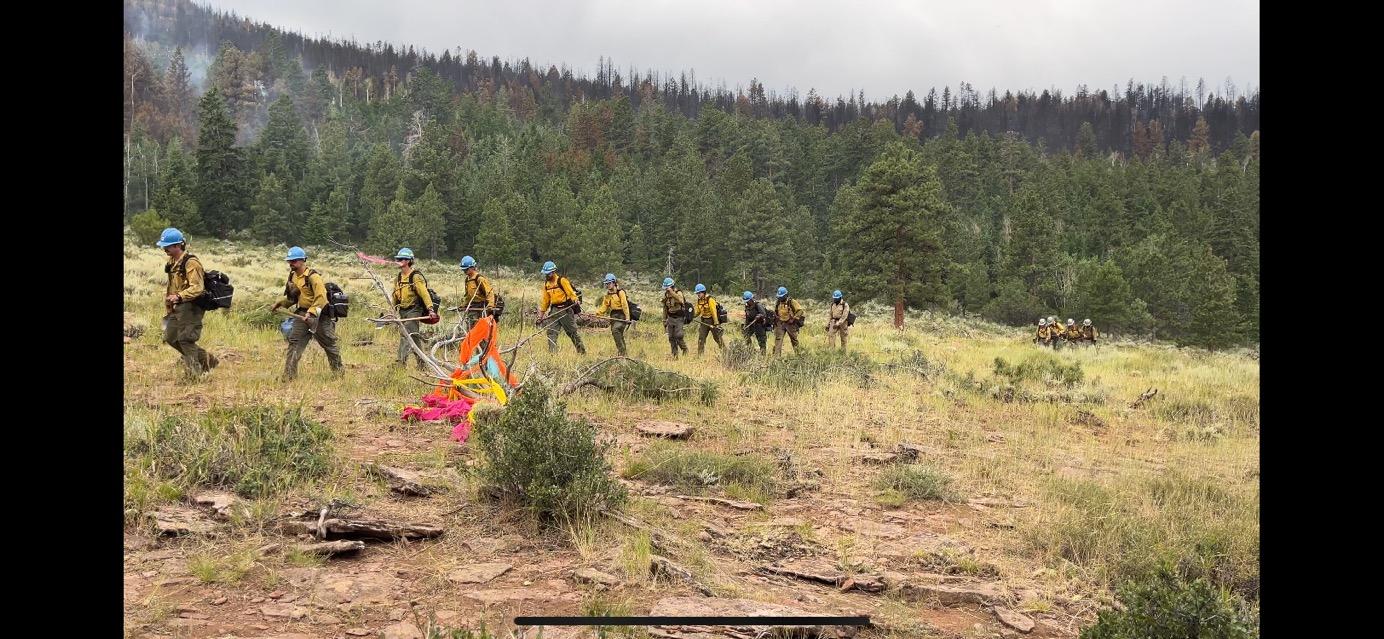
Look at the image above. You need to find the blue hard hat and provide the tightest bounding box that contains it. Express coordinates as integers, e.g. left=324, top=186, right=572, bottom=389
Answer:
left=280, top=316, right=295, bottom=340
left=777, top=286, right=788, bottom=298
left=604, top=273, right=617, bottom=284
left=460, top=255, right=476, bottom=269
left=156, top=227, right=185, bottom=248
left=394, top=247, right=414, bottom=260
left=662, top=277, right=674, bottom=289
left=833, top=290, right=842, bottom=300
left=542, top=261, right=557, bottom=275
left=742, top=291, right=754, bottom=301
left=694, top=283, right=706, bottom=294
left=286, top=246, right=307, bottom=261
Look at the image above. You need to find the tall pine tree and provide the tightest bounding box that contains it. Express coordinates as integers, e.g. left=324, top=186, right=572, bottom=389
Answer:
left=834, top=142, right=948, bottom=327
left=194, top=87, right=248, bottom=236
left=475, top=194, right=526, bottom=269
left=250, top=173, right=292, bottom=243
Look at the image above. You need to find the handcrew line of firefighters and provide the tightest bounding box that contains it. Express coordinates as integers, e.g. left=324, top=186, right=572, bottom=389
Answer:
left=155, top=226, right=1095, bottom=378
left=1035, top=316, right=1099, bottom=348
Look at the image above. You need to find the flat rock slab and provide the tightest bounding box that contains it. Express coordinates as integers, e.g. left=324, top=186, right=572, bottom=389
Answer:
left=835, top=519, right=906, bottom=540
left=446, top=562, right=512, bottom=584
left=572, top=568, right=620, bottom=586
left=191, top=491, right=245, bottom=519
left=294, top=540, right=366, bottom=557
left=650, top=555, right=713, bottom=596
left=364, top=463, right=434, bottom=496
left=381, top=621, right=425, bottom=639
left=259, top=603, right=309, bottom=619
left=758, top=560, right=886, bottom=593
left=895, top=581, right=1008, bottom=606
left=636, top=421, right=694, bottom=439
left=463, top=588, right=580, bottom=604
left=649, top=597, right=860, bottom=638
left=141, top=549, right=182, bottom=562
left=311, top=572, right=400, bottom=607
left=149, top=506, right=219, bottom=536
left=676, top=495, right=764, bottom=511
left=280, top=567, right=321, bottom=589
left=994, top=606, right=1035, bottom=633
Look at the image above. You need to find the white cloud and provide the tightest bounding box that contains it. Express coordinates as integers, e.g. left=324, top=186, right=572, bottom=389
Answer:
left=196, top=0, right=1259, bottom=99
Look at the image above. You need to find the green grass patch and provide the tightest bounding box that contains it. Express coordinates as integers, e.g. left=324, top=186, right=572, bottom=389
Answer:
left=621, top=441, right=779, bottom=502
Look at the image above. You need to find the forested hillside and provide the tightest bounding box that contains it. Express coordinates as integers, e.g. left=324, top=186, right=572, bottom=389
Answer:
left=123, top=0, right=1259, bottom=348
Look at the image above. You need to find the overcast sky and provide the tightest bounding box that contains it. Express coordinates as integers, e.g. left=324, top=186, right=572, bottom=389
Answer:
left=198, top=0, right=1259, bottom=100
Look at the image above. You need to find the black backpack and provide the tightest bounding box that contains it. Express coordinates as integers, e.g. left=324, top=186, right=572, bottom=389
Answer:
left=325, top=282, right=349, bottom=318
left=714, top=300, right=728, bottom=325
left=682, top=300, right=695, bottom=324
left=846, top=311, right=857, bottom=327
left=170, top=255, right=233, bottom=310
left=628, top=301, right=642, bottom=322
left=406, top=271, right=441, bottom=314
left=199, top=270, right=234, bottom=310
left=285, top=269, right=345, bottom=318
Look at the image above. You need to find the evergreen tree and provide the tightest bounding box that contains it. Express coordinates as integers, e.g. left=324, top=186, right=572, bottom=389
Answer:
left=357, top=144, right=401, bottom=239
left=983, top=277, right=1044, bottom=326
left=1181, top=245, right=1239, bottom=349
left=734, top=178, right=791, bottom=294
left=367, top=186, right=420, bottom=255
left=259, top=95, right=310, bottom=186
left=475, top=194, right=526, bottom=269
left=1000, top=181, right=1062, bottom=306
left=164, top=47, right=194, bottom=136
left=250, top=173, right=292, bottom=243
left=608, top=95, right=635, bottom=154
left=833, top=142, right=948, bottom=327
left=1076, top=121, right=1098, bottom=158
left=624, top=223, right=649, bottom=272
left=194, top=88, right=248, bottom=236
left=154, top=137, right=201, bottom=233
left=1071, top=259, right=1154, bottom=335
left=568, top=185, right=624, bottom=279
left=413, top=183, right=449, bottom=260
left=538, top=176, right=584, bottom=271
left=304, top=186, right=350, bottom=245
